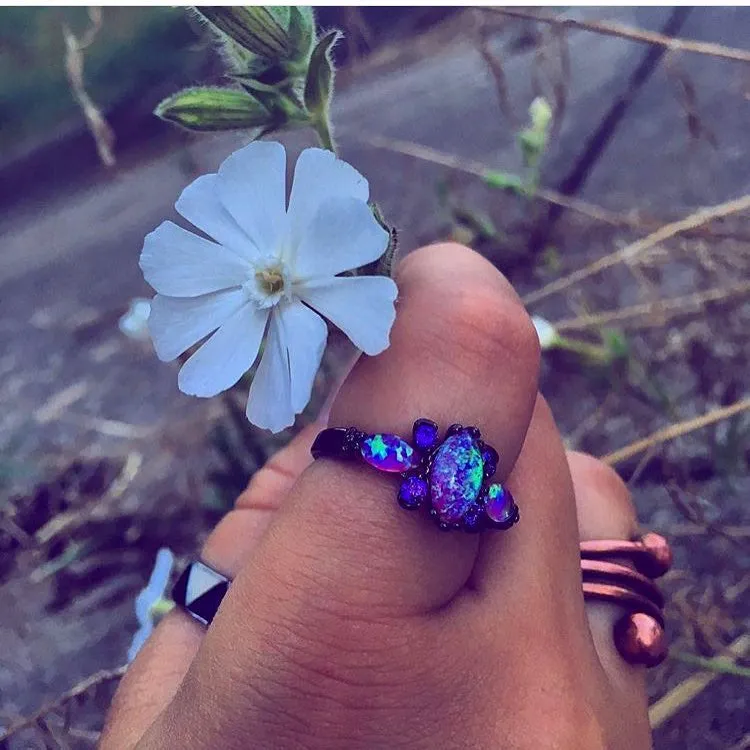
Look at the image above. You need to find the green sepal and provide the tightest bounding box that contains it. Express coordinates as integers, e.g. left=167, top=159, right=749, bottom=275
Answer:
left=154, top=87, right=271, bottom=132
left=235, top=76, right=308, bottom=126
left=304, top=30, right=339, bottom=119
left=357, top=203, right=398, bottom=278
left=288, top=7, right=316, bottom=65
left=196, top=7, right=291, bottom=61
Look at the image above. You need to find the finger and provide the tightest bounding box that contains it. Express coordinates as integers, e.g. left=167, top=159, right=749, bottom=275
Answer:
left=468, top=398, right=601, bottom=710
left=100, top=422, right=320, bottom=749
left=222, top=241, right=540, bottom=621
left=146, top=243, right=541, bottom=744
left=567, top=451, right=652, bottom=746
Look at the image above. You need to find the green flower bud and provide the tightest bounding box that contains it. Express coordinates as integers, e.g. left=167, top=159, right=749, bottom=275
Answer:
left=196, top=7, right=291, bottom=61
left=518, top=96, right=552, bottom=170
left=304, top=30, right=339, bottom=120
left=155, top=87, right=271, bottom=132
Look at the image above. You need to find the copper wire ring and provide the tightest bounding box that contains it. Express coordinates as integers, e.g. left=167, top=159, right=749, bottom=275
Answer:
left=579, top=532, right=672, bottom=668
left=581, top=582, right=665, bottom=627
left=579, top=532, right=672, bottom=579
left=580, top=559, right=664, bottom=608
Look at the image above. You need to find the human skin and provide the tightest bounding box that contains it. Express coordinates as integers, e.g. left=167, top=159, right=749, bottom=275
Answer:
left=101, top=243, right=653, bottom=750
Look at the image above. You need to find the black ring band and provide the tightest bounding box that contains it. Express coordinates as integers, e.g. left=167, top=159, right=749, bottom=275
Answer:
left=172, top=560, right=230, bottom=626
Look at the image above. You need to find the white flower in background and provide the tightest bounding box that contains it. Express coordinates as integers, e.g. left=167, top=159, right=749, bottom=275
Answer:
left=119, top=298, right=152, bottom=341
left=128, top=548, right=175, bottom=662
left=141, top=142, right=397, bottom=432
left=531, top=315, right=558, bottom=350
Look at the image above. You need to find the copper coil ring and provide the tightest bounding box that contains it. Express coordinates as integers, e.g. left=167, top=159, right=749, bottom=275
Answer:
left=580, top=532, right=672, bottom=579
left=581, top=559, right=665, bottom=608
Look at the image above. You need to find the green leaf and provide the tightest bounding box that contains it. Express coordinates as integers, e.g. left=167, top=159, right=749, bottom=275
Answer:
left=196, top=7, right=291, bottom=60
left=155, top=87, right=271, bottom=132
left=304, top=30, right=339, bottom=118
left=483, top=170, right=524, bottom=194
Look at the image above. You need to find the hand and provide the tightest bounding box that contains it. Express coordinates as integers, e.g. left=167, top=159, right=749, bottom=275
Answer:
left=101, top=244, right=652, bottom=749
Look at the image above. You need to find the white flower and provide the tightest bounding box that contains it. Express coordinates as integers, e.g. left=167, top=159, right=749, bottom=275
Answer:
left=531, top=315, right=558, bottom=350
left=141, top=142, right=397, bottom=432
left=119, top=298, right=152, bottom=341
left=128, top=548, right=174, bottom=662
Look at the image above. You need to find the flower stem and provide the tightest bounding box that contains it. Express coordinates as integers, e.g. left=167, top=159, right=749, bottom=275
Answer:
left=555, top=335, right=612, bottom=364
left=313, top=111, right=337, bottom=154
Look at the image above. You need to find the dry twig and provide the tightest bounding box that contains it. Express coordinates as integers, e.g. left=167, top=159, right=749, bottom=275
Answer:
left=487, top=8, right=750, bottom=65
left=649, top=634, right=750, bottom=729
left=0, top=665, right=127, bottom=742
left=62, top=7, right=116, bottom=167
left=524, top=194, right=750, bottom=305
left=554, top=282, right=750, bottom=331
left=353, top=132, right=636, bottom=227
left=602, top=398, right=750, bottom=466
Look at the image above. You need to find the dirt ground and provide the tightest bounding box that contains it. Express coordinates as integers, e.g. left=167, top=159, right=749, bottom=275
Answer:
left=0, top=8, right=748, bottom=749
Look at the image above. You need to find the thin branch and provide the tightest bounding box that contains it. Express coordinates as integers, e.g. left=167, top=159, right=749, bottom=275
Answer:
left=649, top=634, right=750, bottom=728
left=353, top=132, right=637, bottom=227
left=0, top=665, right=127, bottom=742
left=554, top=282, right=750, bottom=331
left=487, top=8, right=750, bottom=65
left=524, top=194, right=750, bottom=305
left=672, top=651, right=750, bottom=678
left=474, top=11, right=518, bottom=127
left=602, top=398, right=750, bottom=466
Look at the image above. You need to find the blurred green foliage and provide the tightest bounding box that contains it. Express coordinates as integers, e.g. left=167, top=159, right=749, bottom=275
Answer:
left=0, top=7, right=201, bottom=155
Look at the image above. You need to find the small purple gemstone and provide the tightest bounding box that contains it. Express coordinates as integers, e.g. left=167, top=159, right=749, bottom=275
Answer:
left=481, top=445, right=499, bottom=478
left=413, top=419, right=439, bottom=450
left=485, top=483, right=515, bottom=524
left=361, top=433, right=416, bottom=473
left=462, top=505, right=483, bottom=532
left=398, top=476, right=428, bottom=509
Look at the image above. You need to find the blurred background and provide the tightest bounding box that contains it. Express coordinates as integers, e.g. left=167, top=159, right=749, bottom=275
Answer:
left=0, top=6, right=748, bottom=748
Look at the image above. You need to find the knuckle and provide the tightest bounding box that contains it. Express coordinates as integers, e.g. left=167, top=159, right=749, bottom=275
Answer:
left=426, top=283, right=540, bottom=382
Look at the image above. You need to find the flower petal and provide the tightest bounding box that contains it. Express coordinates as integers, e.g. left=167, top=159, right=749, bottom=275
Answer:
left=245, top=312, right=295, bottom=432
left=176, top=173, right=260, bottom=261
left=297, top=276, right=397, bottom=355
left=292, top=197, right=389, bottom=280
left=216, top=141, right=287, bottom=252
left=127, top=620, right=153, bottom=663
left=287, top=148, right=369, bottom=247
left=275, top=301, right=328, bottom=412
left=140, top=221, right=251, bottom=297
left=178, top=303, right=268, bottom=397
left=148, top=289, right=248, bottom=361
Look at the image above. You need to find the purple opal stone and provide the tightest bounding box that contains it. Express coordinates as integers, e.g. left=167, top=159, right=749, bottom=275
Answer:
left=430, top=430, right=485, bottom=523
left=485, top=483, right=515, bottom=524
left=413, top=419, right=439, bottom=451
left=361, top=434, right=416, bottom=473
left=398, top=476, right=428, bottom=509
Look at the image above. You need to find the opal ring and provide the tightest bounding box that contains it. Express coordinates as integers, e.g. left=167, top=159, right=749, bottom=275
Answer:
left=311, top=419, right=519, bottom=532
left=581, top=532, right=672, bottom=667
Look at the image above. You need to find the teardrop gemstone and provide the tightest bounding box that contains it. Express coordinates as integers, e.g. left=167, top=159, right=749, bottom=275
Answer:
left=430, top=431, right=485, bottom=522
left=361, top=434, right=416, bottom=473
left=485, top=483, right=515, bottom=524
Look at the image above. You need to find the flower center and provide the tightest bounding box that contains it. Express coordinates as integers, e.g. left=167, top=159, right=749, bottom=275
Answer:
left=244, top=258, right=291, bottom=309
left=256, top=267, right=285, bottom=295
